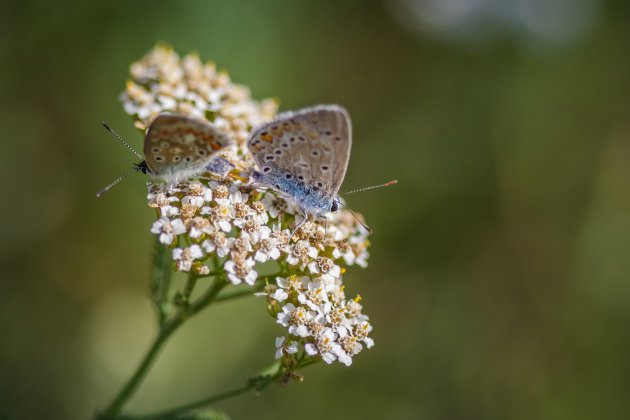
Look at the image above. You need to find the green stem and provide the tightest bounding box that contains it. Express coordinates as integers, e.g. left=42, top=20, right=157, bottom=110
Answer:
left=150, top=239, right=173, bottom=326
left=214, top=283, right=264, bottom=303
left=126, top=383, right=254, bottom=420
left=100, top=277, right=227, bottom=419
left=181, top=272, right=198, bottom=302
left=213, top=271, right=280, bottom=303
left=122, top=361, right=283, bottom=420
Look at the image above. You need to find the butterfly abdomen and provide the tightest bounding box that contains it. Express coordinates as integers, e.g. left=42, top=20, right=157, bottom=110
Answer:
left=253, top=170, right=333, bottom=215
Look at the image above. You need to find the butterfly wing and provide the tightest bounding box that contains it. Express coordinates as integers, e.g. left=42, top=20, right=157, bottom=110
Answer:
left=144, top=114, right=232, bottom=180
left=247, top=104, right=351, bottom=213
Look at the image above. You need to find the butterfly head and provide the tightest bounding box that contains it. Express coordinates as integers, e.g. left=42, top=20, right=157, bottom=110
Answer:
left=330, top=197, right=340, bottom=212
left=133, top=160, right=152, bottom=175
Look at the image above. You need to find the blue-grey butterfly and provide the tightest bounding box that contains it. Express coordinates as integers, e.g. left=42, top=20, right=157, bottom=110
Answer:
left=247, top=104, right=354, bottom=230
left=97, top=113, right=234, bottom=196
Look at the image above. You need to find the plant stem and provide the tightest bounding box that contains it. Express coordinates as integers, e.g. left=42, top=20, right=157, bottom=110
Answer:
left=213, top=272, right=280, bottom=303
left=150, top=239, right=173, bottom=326
left=214, top=283, right=264, bottom=303
left=121, top=361, right=283, bottom=420
left=100, top=277, right=227, bottom=419
left=126, top=383, right=255, bottom=420
left=181, top=272, right=198, bottom=302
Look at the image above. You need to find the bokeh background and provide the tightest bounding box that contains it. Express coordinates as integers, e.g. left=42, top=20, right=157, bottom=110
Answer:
left=2, top=0, right=630, bottom=419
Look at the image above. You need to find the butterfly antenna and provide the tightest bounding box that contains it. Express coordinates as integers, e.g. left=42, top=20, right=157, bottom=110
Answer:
left=102, top=122, right=144, bottom=160
left=341, top=180, right=398, bottom=196
left=337, top=200, right=372, bottom=233
left=96, top=167, right=141, bottom=198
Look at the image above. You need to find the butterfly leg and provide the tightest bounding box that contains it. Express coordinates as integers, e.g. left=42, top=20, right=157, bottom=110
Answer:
left=318, top=214, right=329, bottom=239
left=290, top=210, right=308, bottom=239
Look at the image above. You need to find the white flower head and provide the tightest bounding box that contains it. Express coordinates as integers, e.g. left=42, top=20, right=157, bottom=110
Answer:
left=274, top=336, right=299, bottom=359
left=151, top=217, right=186, bottom=245
left=224, top=256, right=257, bottom=285
left=172, top=245, right=204, bottom=271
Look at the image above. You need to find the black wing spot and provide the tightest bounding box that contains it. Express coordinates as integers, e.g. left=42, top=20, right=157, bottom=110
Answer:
left=325, top=131, right=332, bottom=135
left=298, top=136, right=306, bottom=142
left=152, top=148, right=160, bottom=153
left=275, top=149, right=283, bottom=155
left=290, top=137, right=296, bottom=142
left=298, top=175, right=304, bottom=180
left=185, top=157, right=192, bottom=162
left=263, top=166, right=272, bottom=173
left=312, top=150, right=320, bottom=156
left=265, top=154, right=275, bottom=161
left=285, top=173, right=292, bottom=179
left=198, top=150, right=206, bottom=156
left=321, top=165, right=329, bottom=171
left=155, top=156, right=164, bottom=161
left=173, top=156, right=181, bottom=162
left=335, top=136, right=341, bottom=141
left=316, top=182, right=323, bottom=188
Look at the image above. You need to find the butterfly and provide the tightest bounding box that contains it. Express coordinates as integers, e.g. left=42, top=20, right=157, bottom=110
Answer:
left=247, top=104, right=353, bottom=230
left=98, top=113, right=234, bottom=196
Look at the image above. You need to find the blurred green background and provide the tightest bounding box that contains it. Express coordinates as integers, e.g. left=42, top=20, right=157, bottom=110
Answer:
left=2, top=0, right=630, bottom=419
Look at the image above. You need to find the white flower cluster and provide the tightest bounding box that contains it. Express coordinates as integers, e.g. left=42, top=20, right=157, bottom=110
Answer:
left=126, top=46, right=375, bottom=368
left=121, top=44, right=277, bottom=169
left=270, top=273, right=374, bottom=366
